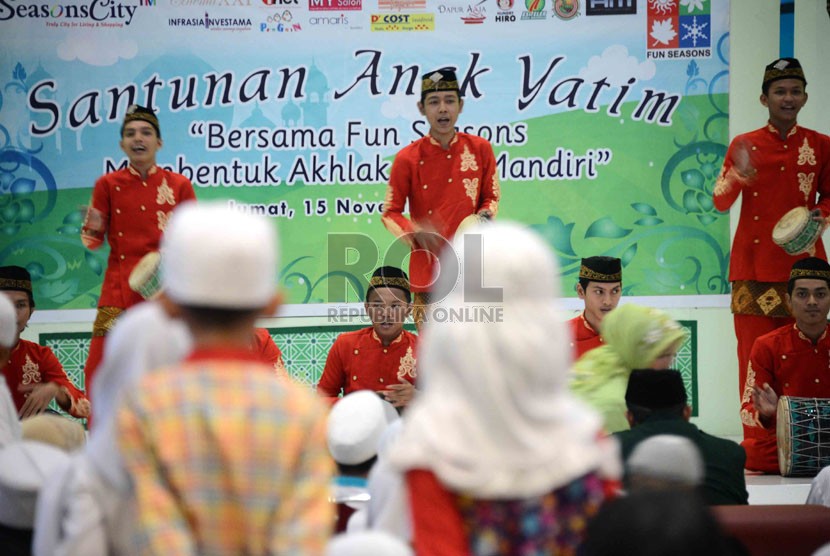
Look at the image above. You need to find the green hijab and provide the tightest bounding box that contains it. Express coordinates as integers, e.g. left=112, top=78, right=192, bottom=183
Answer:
left=570, top=303, right=687, bottom=432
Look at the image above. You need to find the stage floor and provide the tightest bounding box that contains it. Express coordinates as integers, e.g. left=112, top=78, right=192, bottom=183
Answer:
left=745, top=474, right=814, bottom=504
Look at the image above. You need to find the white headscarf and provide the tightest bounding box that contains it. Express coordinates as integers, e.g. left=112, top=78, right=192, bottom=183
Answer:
left=86, top=301, right=191, bottom=489
left=391, top=221, right=619, bottom=499
left=807, top=466, right=830, bottom=507
left=0, top=295, right=21, bottom=446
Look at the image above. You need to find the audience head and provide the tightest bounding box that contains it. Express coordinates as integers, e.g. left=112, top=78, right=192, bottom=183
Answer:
left=576, top=256, right=622, bottom=329
left=580, top=489, right=739, bottom=556
left=625, top=369, right=690, bottom=426
left=20, top=415, right=86, bottom=452
left=600, top=304, right=687, bottom=370
left=160, top=202, right=280, bottom=327
left=327, top=390, right=398, bottom=476
left=364, top=266, right=412, bottom=346
left=626, top=434, right=704, bottom=492
left=325, top=530, right=414, bottom=556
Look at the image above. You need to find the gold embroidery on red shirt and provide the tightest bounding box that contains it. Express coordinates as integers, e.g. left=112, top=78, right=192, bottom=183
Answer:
left=21, top=355, right=41, bottom=385
left=156, top=177, right=176, bottom=205
left=798, top=172, right=815, bottom=200
left=798, top=137, right=816, bottom=166
left=460, top=145, right=478, bottom=172
left=397, top=346, right=417, bottom=380
left=157, top=210, right=170, bottom=231
left=463, top=177, right=479, bottom=204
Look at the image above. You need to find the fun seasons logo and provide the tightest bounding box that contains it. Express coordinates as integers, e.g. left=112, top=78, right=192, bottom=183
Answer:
left=0, top=0, right=140, bottom=26
left=168, top=11, right=253, bottom=30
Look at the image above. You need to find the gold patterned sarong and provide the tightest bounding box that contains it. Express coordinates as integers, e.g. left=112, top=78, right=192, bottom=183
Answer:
left=92, top=306, right=124, bottom=337
left=730, top=280, right=791, bottom=318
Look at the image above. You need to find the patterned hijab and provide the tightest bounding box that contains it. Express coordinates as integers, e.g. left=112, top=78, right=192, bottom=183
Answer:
left=391, top=222, right=618, bottom=498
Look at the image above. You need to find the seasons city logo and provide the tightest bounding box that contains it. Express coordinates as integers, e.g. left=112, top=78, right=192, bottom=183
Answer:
left=0, top=0, right=141, bottom=27
left=646, top=0, right=711, bottom=59
left=370, top=11, right=433, bottom=30
left=260, top=9, right=301, bottom=30
left=552, top=0, right=578, bottom=19
left=495, top=0, right=516, bottom=22
left=521, top=0, right=545, bottom=20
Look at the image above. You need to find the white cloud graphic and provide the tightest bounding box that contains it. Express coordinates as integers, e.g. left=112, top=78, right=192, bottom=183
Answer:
left=57, top=30, right=137, bottom=66
left=381, top=92, right=420, bottom=121
left=578, top=44, right=656, bottom=88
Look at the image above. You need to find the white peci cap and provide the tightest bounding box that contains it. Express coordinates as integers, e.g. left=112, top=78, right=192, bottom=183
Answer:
left=325, top=531, right=413, bottom=556
left=161, top=202, right=279, bottom=309
left=327, top=390, right=399, bottom=466
left=627, top=434, right=704, bottom=487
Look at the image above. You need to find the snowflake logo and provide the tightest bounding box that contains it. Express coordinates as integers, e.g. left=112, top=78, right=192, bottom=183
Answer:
left=648, top=0, right=676, bottom=15
left=681, top=15, right=708, bottom=47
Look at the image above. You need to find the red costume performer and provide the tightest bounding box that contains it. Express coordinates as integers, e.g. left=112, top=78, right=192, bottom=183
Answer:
left=382, top=132, right=500, bottom=293
left=568, top=314, right=604, bottom=361
left=713, top=59, right=830, bottom=445
left=252, top=327, right=288, bottom=378
left=81, top=164, right=195, bottom=393
left=317, top=327, right=418, bottom=403
left=740, top=323, right=830, bottom=472
left=3, top=339, right=90, bottom=419
left=714, top=125, right=830, bottom=408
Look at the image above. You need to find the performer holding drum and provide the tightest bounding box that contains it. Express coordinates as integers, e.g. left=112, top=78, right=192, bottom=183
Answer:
left=80, top=105, right=196, bottom=400
left=712, top=58, right=830, bottom=446
left=741, top=258, right=830, bottom=473
left=381, top=67, right=499, bottom=329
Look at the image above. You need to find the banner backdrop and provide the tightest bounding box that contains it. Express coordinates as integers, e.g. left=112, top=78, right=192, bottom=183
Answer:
left=0, top=0, right=730, bottom=308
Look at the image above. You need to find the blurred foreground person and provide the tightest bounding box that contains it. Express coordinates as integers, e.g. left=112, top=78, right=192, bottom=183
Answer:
left=391, top=221, right=620, bottom=555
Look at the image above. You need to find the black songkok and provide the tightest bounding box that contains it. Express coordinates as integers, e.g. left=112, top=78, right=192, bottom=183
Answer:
left=366, top=266, right=411, bottom=302
left=421, top=67, right=460, bottom=101
left=0, top=265, right=34, bottom=307
left=789, top=256, right=830, bottom=288
left=121, top=104, right=161, bottom=138
left=625, top=369, right=687, bottom=410
left=762, top=58, right=807, bottom=93
left=579, top=256, right=622, bottom=283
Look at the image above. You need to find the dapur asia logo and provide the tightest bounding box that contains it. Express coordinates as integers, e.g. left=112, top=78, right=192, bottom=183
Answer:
left=646, top=0, right=711, bottom=60
left=552, top=0, right=578, bottom=19
left=0, top=0, right=140, bottom=27
left=260, top=9, right=301, bottom=30
left=461, top=0, right=486, bottom=23
left=495, top=0, right=515, bottom=22
left=521, top=0, right=546, bottom=20
left=168, top=11, right=253, bottom=29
